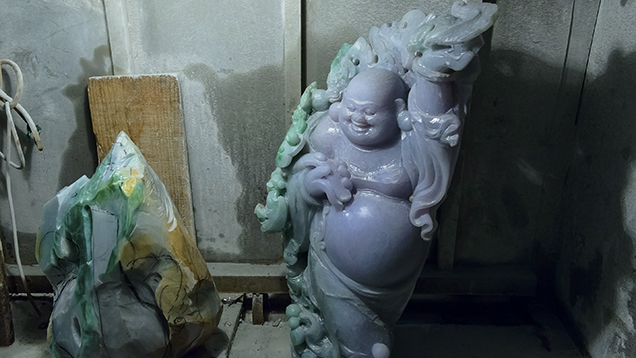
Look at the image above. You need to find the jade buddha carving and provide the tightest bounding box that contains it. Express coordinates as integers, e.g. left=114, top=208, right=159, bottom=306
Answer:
left=256, top=2, right=497, bottom=357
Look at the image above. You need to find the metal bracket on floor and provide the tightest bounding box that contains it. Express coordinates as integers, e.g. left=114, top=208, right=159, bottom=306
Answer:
left=252, top=293, right=265, bottom=325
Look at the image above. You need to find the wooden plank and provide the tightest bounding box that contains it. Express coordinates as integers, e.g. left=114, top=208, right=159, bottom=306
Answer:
left=414, top=265, right=537, bottom=296
left=9, top=263, right=535, bottom=296
left=208, top=263, right=288, bottom=294
left=88, top=74, right=195, bottom=237
left=0, top=255, right=14, bottom=346
left=214, top=293, right=245, bottom=358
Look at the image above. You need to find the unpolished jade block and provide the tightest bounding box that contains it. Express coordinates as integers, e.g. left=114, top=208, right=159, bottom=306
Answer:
left=37, top=132, right=222, bottom=358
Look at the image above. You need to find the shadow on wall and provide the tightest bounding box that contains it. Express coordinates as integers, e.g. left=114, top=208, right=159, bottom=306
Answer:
left=453, top=47, right=575, bottom=272
left=0, top=46, right=111, bottom=265
left=556, top=49, right=636, bottom=357
left=58, top=45, right=111, bottom=189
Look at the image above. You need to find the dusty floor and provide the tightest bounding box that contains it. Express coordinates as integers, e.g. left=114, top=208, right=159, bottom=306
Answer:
left=0, top=294, right=584, bottom=358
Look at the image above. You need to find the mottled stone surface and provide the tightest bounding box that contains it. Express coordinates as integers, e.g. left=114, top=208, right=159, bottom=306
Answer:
left=115, top=0, right=288, bottom=263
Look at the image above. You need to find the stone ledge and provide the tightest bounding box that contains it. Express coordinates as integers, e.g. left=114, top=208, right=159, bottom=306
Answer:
left=6, top=263, right=535, bottom=296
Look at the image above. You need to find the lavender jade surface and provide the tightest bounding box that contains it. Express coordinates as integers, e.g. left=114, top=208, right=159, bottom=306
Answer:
left=256, top=2, right=497, bottom=357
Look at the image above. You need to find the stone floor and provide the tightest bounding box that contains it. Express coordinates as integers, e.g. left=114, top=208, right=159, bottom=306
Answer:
left=0, top=294, right=584, bottom=358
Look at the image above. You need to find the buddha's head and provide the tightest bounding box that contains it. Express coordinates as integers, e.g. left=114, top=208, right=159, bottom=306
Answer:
left=329, top=68, right=407, bottom=149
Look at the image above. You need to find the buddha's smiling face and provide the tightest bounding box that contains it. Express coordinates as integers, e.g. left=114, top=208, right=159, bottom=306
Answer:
left=332, top=69, right=405, bottom=149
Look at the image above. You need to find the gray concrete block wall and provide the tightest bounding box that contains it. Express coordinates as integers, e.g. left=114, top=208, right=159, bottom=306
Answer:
left=120, top=0, right=287, bottom=263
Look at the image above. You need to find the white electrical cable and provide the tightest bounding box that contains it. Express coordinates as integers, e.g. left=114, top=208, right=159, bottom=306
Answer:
left=0, top=58, right=43, bottom=316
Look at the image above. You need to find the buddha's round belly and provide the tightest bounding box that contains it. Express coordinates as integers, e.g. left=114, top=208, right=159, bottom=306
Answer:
left=323, top=191, right=428, bottom=287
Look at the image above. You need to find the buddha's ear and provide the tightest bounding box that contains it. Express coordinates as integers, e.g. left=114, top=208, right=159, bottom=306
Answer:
left=396, top=98, right=412, bottom=131
left=395, top=98, right=406, bottom=114
left=329, top=102, right=342, bottom=122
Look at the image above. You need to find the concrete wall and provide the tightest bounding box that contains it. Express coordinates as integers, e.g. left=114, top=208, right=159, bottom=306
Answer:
left=556, top=0, right=636, bottom=356
left=0, top=1, right=110, bottom=264
left=118, top=0, right=288, bottom=263
left=0, top=0, right=289, bottom=264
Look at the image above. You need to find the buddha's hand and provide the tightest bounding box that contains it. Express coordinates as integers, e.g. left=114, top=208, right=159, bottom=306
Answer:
left=407, top=1, right=497, bottom=81
left=411, top=37, right=482, bottom=79
left=418, top=111, right=461, bottom=147
left=294, top=152, right=353, bottom=211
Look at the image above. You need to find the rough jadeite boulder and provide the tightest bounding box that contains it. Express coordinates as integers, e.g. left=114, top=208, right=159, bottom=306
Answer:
left=36, top=132, right=222, bottom=358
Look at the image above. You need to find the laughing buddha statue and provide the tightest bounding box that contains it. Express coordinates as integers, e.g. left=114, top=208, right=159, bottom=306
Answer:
left=256, top=2, right=497, bottom=357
